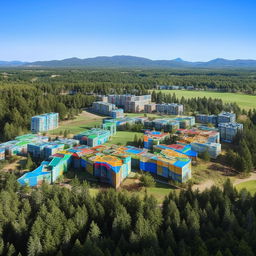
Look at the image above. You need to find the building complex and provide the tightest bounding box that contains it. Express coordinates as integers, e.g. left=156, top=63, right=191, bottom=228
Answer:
left=196, top=112, right=242, bottom=142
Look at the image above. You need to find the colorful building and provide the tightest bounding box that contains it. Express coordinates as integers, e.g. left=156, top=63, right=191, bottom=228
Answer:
left=143, top=130, right=169, bottom=149
left=31, top=113, right=59, bottom=133
left=74, top=128, right=111, bottom=147
left=0, top=134, right=49, bottom=158
left=0, top=148, right=5, bottom=161
left=17, top=152, right=72, bottom=186
left=28, top=142, right=65, bottom=159
left=176, top=128, right=221, bottom=158
left=83, top=154, right=131, bottom=188
left=102, top=122, right=117, bottom=136
left=154, top=144, right=198, bottom=159
left=139, top=149, right=191, bottom=182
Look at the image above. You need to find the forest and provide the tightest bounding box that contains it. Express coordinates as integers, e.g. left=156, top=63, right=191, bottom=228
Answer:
left=0, top=173, right=255, bottom=256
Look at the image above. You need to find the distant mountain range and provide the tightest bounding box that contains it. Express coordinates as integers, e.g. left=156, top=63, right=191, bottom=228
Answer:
left=1, top=56, right=256, bottom=68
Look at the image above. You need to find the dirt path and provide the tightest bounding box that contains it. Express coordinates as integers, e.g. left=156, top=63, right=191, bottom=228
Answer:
left=233, top=172, right=256, bottom=185
left=192, top=180, right=215, bottom=192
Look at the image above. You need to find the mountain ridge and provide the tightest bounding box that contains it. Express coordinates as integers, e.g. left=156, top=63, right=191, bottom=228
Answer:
left=1, top=55, right=256, bottom=68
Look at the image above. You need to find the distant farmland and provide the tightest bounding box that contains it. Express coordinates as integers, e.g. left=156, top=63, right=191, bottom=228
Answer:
left=156, top=90, right=256, bottom=110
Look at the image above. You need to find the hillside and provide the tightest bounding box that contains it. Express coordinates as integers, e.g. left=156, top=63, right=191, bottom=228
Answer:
left=2, top=56, right=256, bottom=68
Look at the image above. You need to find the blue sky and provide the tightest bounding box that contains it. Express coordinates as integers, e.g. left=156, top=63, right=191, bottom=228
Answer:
left=1, top=0, right=256, bottom=61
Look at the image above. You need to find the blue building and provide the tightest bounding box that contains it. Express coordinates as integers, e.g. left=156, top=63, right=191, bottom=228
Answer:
left=196, top=114, right=218, bottom=125
left=218, top=122, right=243, bottom=142
left=31, top=113, right=59, bottom=133
left=217, top=112, right=236, bottom=124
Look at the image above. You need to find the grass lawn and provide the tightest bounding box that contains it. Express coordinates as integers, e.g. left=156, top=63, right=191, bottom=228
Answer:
left=121, top=176, right=177, bottom=203
left=154, top=89, right=256, bottom=110
left=192, top=159, right=235, bottom=186
left=144, top=182, right=178, bottom=202
left=106, top=131, right=143, bottom=145
left=48, top=111, right=105, bottom=135
left=235, top=180, right=256, bottom=195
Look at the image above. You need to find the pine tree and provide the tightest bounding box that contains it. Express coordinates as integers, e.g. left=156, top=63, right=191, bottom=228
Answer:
left=88, top=221, right=101, bottom=241
left=25, top=154, right=34, bottom=170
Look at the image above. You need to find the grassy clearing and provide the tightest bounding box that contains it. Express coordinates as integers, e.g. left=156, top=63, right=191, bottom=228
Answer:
left=192, top=159, right=235, bottom=187
left=106, top=131, right=143, bottom=145
left=48, top=111, right=105, bottom=135
left=155, top=89, right=256, bottom=110
left=121, top=176, right=177, bottom=203
left=235, top=180, right=256, bottom=195
left=144, top=182, right=178, bottom=202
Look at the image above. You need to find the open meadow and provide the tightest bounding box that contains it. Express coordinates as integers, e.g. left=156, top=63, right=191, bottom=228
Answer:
left=235, top=180, right=256, bottom=195
left=48, top=110, right=105, bottom=135
left=156, top=89, right=256, bottom=110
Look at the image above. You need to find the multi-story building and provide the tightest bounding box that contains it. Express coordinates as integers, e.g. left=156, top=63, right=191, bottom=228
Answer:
left=143, top=131, right=169, bottom=149
left=196, top=114, right=218, bottom=125
left=18, top=153, right=72, bottom=186
left=144, top=103, right=156, bottom=113
left=156, top=103, right=184, bottom=115
left=218, top=122, right=243, bottom=142
left=31, top=113, right=59, bottom=133
left=154, top=144, right=198, bottom=159
left=108, top=94, right=152, bottom=113
left=217, top=112, right=236, bottom=124
left=92, top=101, right=116, bottom=116
left=74, top=128, right=111, bottom=147
left=176, top=128, right=221, bottom=158
left=144, top=116, right=195, bottom=132
left=139, top=149, right=191, bottom=183
left=110, top=109, right=124, bottom=118
left=144, top=119, right=180, bottom=132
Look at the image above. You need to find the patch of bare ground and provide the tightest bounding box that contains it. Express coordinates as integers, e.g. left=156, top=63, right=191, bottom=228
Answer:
left=121, top=178, right=142, bottom=192
left=233, top=172, right=256, bottom=185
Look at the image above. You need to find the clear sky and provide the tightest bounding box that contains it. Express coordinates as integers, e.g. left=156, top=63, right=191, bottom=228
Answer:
left=1, top=0, right=256, bottom=61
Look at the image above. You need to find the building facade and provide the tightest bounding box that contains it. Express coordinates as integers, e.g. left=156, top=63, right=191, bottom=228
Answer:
left=156, top=103, right=184, bottom=115
left=218, top=122, right=243, bottom=142
left=31, top=113, right=59, bottom=133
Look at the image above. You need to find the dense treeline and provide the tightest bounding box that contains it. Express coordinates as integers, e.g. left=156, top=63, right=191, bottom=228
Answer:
left=151, top=91, right=241, bottom=115
left=0, top=83, right=95, bottom=140
left=1, top=68, right=256, bottom=94
left=0, top=174, right=256, bottom=256
left=224, top=110, right=256, bottom=173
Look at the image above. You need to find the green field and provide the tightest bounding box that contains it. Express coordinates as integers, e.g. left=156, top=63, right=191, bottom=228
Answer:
left=156, top=90, right=256, bottom=110
left=107, top=131, right=143, bottom=145
left=235, top=180, right=256, bottom=195
left=48, top=111, right=105, bottom=135
left=144, top=182, right=177, bottom=202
